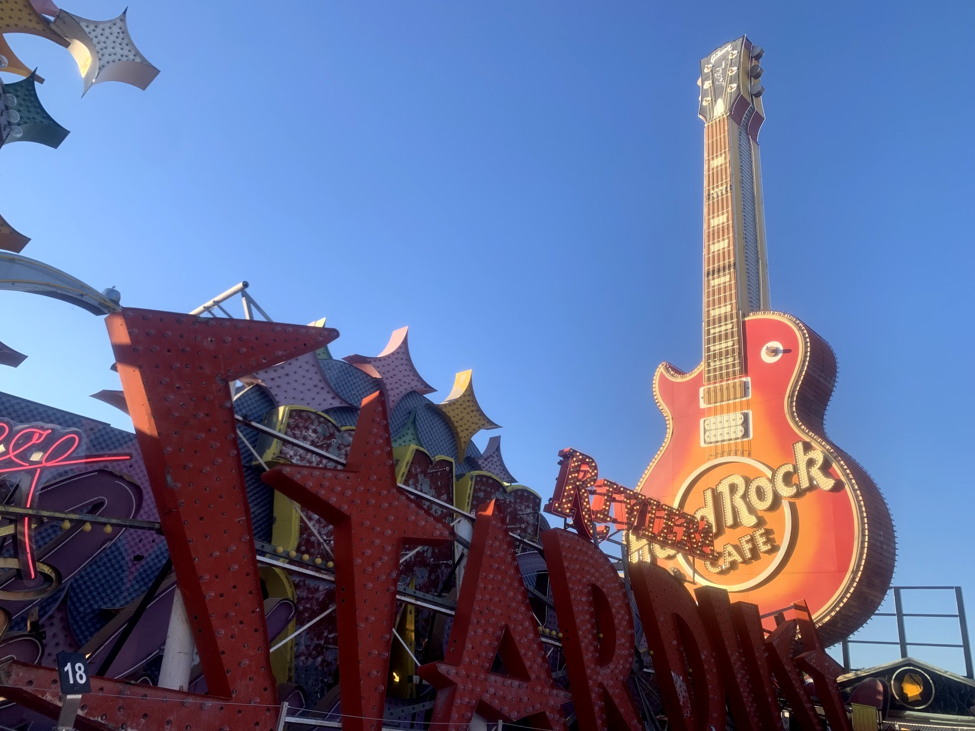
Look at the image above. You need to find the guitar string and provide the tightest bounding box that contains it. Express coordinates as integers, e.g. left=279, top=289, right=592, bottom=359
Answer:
left=704, top=112, right=755, bottom=568
left=704, top=116, right=744, bottom=564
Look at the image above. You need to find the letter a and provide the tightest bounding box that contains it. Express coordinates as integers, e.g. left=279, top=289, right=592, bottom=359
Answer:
left=419, top=501, right=572, bottom=730
left=630, top=562, right=726, bottom=731
left=543, top=528, right=641, bottom=731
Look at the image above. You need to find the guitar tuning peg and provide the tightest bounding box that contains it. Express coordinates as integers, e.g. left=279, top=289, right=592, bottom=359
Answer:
left=749, top=66, right=764, bottom=79
left=750, top=45, right=765, bottom=60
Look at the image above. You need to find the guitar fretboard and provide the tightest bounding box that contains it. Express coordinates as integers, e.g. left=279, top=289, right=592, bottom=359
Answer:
left=703, top=119, right=743, bottom=384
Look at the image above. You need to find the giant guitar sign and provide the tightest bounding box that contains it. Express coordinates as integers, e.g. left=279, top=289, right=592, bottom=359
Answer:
left=635, top=36, right=895, bottom=645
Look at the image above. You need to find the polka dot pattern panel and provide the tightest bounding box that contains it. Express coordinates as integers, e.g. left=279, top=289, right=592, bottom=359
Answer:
left=52, top=9, right=158, bottom=93
left=473, top=435, right=517, bottom=484
left=1, top=73, right=68, bottom=148
left=0, top=0, right=67, bottom=45
left=250, top=351, right=350, bottom=412
left=344, top=327, right=435, bottom=412
left=320, top=358, right=380, bottom=407
left=438, top=370, right=500, bottom=459
left=415, top=403, right=459, bottom=461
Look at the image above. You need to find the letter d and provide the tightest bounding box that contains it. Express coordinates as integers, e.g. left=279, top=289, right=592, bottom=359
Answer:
left=630, top=562, right=726, bottom=731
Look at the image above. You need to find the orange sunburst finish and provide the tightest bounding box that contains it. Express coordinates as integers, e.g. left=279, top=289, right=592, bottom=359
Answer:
left=638, top=312, right=894, bottom=645
left=638, top=36, right=895, bottom=645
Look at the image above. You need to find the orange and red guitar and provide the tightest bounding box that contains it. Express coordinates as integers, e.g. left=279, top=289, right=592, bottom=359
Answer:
left=636, top=37, right=895, bottom=645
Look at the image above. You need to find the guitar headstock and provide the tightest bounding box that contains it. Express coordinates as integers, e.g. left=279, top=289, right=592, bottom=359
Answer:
left=698, top=36, right=765, bottom=122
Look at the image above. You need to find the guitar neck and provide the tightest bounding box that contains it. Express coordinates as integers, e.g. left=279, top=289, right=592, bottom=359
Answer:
left=702, top=105, right=770, bottom=384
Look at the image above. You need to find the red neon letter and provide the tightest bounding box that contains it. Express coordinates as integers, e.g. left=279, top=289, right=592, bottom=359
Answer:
left=791, top=601, right=852, bottom=731
left=545, top=448, right=598, bottom=539
left=629, top=562, right=726, bottom=731
left=542, top=528, right=641, bottom=731
left=263, top=392, right=453, bottom=731
left=695, top=588, right=784, bottom=731
left=420, top=500, right=572, bottom=730
left=765, top=619, right=824, bottom=730
left=729, top=601, right=786, bottom=727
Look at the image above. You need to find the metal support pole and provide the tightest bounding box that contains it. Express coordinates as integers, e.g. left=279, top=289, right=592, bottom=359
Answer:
left=893, top=587, right=908, bottom=660
left=454, top=518, right=473, bottom=589
left=56, top=693, right=82, bottom=731
left=97, top=558, right=172, bottom=676
left=189, top=281, right=249, bottom=316
left=956, top=587, right=973, bottom=679
left=276, top=702, right=289, bottom=731
left=158, top=589, right=195, bottom=691
left=246, top=294, right=274, bottom=322
left=842, top=638, right=851, bottom=673
left=241, top=292, right=254, bottom=320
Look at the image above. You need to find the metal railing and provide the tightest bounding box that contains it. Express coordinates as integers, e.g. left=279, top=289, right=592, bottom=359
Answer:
left=840, top=586, right=973, bottom=679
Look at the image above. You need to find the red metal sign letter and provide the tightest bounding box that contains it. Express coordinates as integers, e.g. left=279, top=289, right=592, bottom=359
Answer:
left=542, top=528, right=641, bottom=731
left=629, top=562, right=726, bottom=731
left=263, top=391, right=453, bottom=731
left=420, top=500, right=572, bottom=730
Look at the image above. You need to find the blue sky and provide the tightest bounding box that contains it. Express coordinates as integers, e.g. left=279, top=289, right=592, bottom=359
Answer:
left=2, top=2, right=973, bottom=672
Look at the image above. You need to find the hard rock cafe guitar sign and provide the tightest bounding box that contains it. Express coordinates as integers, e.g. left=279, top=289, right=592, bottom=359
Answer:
left=548, top=37, right=895, bottom=646
left=638, top=37, right=895, bottom=644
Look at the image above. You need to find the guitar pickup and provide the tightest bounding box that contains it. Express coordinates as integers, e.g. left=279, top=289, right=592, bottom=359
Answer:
left=700, top=410, right=752, bottom=446
left=700, top=377, right=751, bottom=407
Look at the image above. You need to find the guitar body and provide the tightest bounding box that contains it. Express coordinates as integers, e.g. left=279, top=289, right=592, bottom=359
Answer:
left=638, top=312, right=895, bottom=644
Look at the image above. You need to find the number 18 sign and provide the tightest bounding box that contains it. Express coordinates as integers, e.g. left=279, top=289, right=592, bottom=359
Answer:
left=56, top=652, right=90, bottom=695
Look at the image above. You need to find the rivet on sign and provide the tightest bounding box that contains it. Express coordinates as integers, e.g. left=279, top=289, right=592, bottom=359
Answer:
left=326, top=561, right=334, bottom=569
left=314, top=558, right=323, bottom=565
left=82, top=523, right=92, bottom=533
left=61, top=520, right=71, bottom=530
left=288, top=551, right=297, bottom=558
left=275, top=546, right=284, bottom=554
left=104, top=525, right=113, bottom=534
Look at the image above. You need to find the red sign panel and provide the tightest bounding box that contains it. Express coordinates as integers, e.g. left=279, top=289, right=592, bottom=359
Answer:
left=545, top=447, right=715, bottom=560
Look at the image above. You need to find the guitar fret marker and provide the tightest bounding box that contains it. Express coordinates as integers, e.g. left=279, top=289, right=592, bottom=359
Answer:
left=709, top=215, right=728, bottom=227
left=708, top=340, right=736, bottom=351
left=710, top=154, right=726, bottom=168
left=710, top=305, right=732, bottom=316
left=710, top=238, right=729, bottom=251
left=711, top=274, right=731, bottom=285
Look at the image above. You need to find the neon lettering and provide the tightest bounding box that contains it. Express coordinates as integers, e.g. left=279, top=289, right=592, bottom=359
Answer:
left=546, top=448, right=715, bottom=560
left=0, top=420, right=130, bottom=579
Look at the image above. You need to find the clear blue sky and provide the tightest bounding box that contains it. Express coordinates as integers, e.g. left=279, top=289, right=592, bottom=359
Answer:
left=2, top=2, right=973, bottom=672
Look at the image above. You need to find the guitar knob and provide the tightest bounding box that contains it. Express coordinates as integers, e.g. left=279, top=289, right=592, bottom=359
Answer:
left=762, top=342, right=784, bottom=363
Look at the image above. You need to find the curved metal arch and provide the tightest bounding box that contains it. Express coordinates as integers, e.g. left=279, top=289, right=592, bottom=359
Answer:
left=0, top=251, right=119, bottom=315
